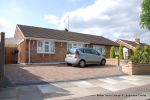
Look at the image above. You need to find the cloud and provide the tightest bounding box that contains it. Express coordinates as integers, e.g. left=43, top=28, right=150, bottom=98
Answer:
left=45, top=15, right=59, bottom=25
left=0, top=17, right=15, bottom=37
left=57, top=0, right=150, bottom=44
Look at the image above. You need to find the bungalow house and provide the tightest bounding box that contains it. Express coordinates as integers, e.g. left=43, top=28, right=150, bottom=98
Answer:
left=117, top=39, right=150, bottom=59
left=14, top=24, right=118, bottom=64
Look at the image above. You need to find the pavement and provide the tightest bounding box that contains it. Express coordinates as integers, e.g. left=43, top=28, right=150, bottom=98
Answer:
left=1, top=75, right=150, bottom=100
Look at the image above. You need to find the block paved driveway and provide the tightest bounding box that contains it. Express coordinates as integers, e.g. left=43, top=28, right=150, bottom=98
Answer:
left=5, top=64, right=124, bottom=86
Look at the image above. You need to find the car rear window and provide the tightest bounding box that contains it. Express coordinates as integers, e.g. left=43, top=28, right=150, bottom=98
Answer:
left=66, top=49, right=76, bottom=54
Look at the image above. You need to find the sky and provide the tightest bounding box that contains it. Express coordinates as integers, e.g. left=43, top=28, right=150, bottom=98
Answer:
left=0, top=0, right=150, bottom=44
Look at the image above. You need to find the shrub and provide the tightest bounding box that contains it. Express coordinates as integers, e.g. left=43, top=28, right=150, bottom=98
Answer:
left=131, top=45, right=150, bottom=63
left=142, top=45, right=150, bottom=63
left=119, top=44, right=123, bottom=60
left=110, top=46, right=115, bottom=58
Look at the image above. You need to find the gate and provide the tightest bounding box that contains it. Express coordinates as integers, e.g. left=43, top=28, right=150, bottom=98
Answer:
left=0, top=32, right=5, bottom=88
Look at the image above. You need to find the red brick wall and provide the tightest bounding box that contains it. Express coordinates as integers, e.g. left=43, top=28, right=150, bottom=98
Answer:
left=18, top=40, right=28, bottom=63
left=105, top=45, right=111, bottom=58
left=30, top=41, right=67, bottom=63
left=106, top=58, right=119, bottom=66
left=14, top=27, right=23, bottom=38
left=18, top=40, right=67, bottom=63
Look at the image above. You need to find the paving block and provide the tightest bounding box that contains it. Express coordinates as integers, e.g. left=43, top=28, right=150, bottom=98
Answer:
left=16, top=85, right=43, bottom=100
left=52, top=82, right=77, bottom=88
left=98, top=82, right=136, bottom=91
left=0, top=87, right=16, bottom=98
left=71, top=81, right=94, bottom=88
left=38, top=84, right=68, bottom=94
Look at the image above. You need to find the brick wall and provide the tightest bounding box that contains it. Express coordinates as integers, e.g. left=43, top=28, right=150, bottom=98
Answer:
left=106, top=58, right=119, bottom=66
left=105, top=46, right=111, bottom=58
left=121, top=62, right=150, bottom=75
left=18, top=39, right=67, bottom=63
left=14, top=26, right=23, bottom=38
left=30, top=41, right=67, bottom=63
left=18, top=40, right=28, bottom=63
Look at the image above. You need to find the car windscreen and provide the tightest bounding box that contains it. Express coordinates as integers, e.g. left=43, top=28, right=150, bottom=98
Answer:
left=66, top=49, right=77, bottom=54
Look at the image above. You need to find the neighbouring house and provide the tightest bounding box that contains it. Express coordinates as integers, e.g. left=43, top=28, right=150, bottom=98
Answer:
left=117, top=39, right=150, bottom=59
left=14, top=24, right=118, bottom=64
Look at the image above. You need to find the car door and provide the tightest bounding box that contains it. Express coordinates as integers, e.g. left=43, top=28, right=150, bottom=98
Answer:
left=83, top=49, right=93, bottom=63
left=91, top=49, right=101, bottom=63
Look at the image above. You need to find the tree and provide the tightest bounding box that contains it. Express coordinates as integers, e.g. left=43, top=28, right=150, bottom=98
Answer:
left=142, top=45, right=150, bottom=62
left=110, top=46, right=115, bottom=58
left=130, top=44, right=150, bottom=63
left=140, top=0, right=150, bottom=30
left=119, top=44, right=123, bottom=60
left=131, top=45, right=142, bottom=63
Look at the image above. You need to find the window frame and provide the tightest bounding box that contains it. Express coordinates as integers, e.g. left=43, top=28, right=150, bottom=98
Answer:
left=37, top=41, right=43, bottom=53
left=67, top=42, right=84, bottom=50
left=37, top=40, right=55, bottom=54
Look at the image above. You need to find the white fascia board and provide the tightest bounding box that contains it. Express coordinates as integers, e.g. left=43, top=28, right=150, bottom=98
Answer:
left=17, top=39, right=25, bottom=45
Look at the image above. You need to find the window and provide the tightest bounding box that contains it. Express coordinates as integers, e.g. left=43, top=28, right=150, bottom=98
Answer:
left=93, top=45, right=105, bottom=55
left=37, top=40, right=55, bottom=54
left=68, top=43, right=84, bottom=49
left=84, top=49, right=92, bottom=54
left=91, top=49, right=99, bottom=55
left=37, top=41, right=43, bottom=53
left=44, top=42, right=49, bottom=53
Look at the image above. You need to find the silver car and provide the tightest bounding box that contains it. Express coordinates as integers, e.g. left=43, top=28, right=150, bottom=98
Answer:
left=65, top=48, right=106, bottom=67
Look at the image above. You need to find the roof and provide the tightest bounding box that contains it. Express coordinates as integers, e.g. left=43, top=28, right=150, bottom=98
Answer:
left=5, top=38, right=23, bottom=45
left=5, top=38, right=23, bottom=47
left=17, top=24, right=118, bottom=46
left=118, top=39, right=150, bottom=48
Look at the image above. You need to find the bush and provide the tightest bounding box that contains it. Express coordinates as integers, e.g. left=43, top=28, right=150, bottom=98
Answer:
left=142, top=46, right=150, bottom=63
left=119, top=44, right=123, bottom=60
left=131, top=45, right=150, bottom=63
left=110, top=46, right=115, bottom=58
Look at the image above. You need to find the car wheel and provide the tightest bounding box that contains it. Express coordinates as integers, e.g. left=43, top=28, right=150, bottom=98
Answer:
left=79, top=60, right=86, bottom=68
left=67, top=63, right=71, bottom=66
left=100, top=59, right=106, bottom=66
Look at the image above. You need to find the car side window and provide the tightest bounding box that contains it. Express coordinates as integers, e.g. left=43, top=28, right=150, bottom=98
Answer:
left=84, top=49, right=92, bottom=54
left=91, top=49, right=99, bottom=55
left=79, top=48, right=84, bottom=53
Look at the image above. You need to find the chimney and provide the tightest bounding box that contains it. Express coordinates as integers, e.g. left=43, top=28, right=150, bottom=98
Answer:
left=135, top=38, right=140, bottom=44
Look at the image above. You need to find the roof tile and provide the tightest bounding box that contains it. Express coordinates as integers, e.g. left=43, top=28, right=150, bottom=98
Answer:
left=17, top=24, right=118, bottom=46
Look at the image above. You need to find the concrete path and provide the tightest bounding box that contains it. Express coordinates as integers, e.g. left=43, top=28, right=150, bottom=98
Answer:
left=0, top=75, right=150, bottom=100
